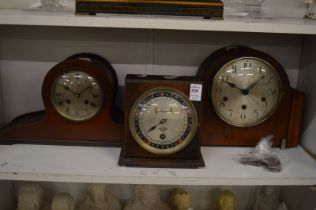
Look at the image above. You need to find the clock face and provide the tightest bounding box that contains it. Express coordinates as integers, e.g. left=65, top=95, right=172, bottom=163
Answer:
left=50, top=71, right=104, bottom=121
left=129, top=89, right=198, bottom=155
left=211, top=57, right=282, bottom=127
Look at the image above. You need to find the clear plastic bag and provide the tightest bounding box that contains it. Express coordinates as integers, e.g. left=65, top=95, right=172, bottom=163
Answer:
left=238, top=135, right=287, bottom=173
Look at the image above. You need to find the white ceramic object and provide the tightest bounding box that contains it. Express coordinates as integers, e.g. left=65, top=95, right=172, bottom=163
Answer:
left=218, top=190, right=236, bottom=210
left=124, top=185, right=170, bottom=210
left=173, top=188, right=193, bottom=210
left=17, top=184, right=44, bottom=210
left=79, top=184, right=120, bottom=210
left=51, top=193, right=74, bottom=210
left=252, top=186, right=280, bottom=210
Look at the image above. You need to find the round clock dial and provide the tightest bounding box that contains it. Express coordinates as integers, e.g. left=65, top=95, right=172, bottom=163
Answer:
left=130, top=89, right=198, bottom=155
left=211, top=57, right=282, bottom=127
left=50, top=71, right=104, bottom=121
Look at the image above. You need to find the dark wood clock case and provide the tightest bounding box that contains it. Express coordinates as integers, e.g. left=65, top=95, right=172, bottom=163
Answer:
left=197, top=46, right=304, bottom=147
left=119, top=74, right=205, bottom=168
left=0, top=53, right=124, bottom=145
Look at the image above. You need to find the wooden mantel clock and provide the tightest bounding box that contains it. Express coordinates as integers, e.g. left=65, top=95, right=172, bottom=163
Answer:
left=0, top=53, right=123, bottom=145
left=119, top=74, right=205, bottom=168
left=197, top=46, right=304, bottom=147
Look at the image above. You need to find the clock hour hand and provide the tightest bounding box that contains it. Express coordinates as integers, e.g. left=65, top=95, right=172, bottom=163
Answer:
left=245, top=76, right=265, bottom=92
left=146, top=118, right=167, bottom=133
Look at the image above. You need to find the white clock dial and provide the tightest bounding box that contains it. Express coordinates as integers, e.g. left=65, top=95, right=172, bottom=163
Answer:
left=211, top=57, right=282, bottom=127
left=50, top=71, right=104, bottom=121
left=129, top=89, right=198, bottom=155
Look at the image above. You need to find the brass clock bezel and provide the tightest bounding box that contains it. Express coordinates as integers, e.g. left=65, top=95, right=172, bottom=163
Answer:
left=211, top=57, right=283, bottom=127
left=50, top=70, right=104, bottom=122
left=129, top=87, right=198, bottom=155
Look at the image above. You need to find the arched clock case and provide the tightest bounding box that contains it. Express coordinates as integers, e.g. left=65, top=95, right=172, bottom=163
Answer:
left=0, top=53, right=123, bottom=145
left=119, top=74, right=205, bottom=168
left=197, top=46, right=304, bottom=147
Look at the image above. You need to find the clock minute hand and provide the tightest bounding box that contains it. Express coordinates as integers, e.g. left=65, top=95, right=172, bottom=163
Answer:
left=146, top=118, right=167, bottom=133
left=221, top=78, right=243, bottom=92
left=78, top=86, right=92, bottom=97
left=62, top=85, right=77, bottom=96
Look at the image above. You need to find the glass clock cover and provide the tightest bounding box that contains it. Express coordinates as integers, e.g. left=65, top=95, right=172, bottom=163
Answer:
left=211, top=57, right=282, bottom=127
left=129, top=89, right=198, bottom=155
left=50, top=71, right=104, bottom=121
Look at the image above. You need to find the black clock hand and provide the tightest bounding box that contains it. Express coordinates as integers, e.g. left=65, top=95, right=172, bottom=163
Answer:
left=61, top=85, right=77, bottom=96
left=78, top=86, right=92, bottom=97
left=245, top=76, right=265, bottom=92
left=146, top=118, right=167, bottom=133
left=221, top=78, right=243, bottom=92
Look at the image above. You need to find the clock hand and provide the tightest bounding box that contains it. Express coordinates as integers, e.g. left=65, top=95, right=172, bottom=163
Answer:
left=78, top=86, right=92, bottom=97
left=146, top=118, right=167, bottom=133
left=62, top=85, right=77, bottom=96
left=245, top=76, right=265, bottom=92
left=221, top=78, right=243, bottom=92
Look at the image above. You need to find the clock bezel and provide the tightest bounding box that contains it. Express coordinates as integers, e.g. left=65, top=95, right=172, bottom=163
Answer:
left=129, top=87, right=198, bottom=155
left=50, top=70, right=105, bottom=122
left=211, top=56, right=283, bottom=127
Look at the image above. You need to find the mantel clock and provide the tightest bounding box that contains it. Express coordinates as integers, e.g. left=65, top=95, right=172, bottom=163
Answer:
left=119, top=74, right=205, bottom=168
left=0, top=53, right=123, bottom=145
left=197, top=46, right=304, bottom=147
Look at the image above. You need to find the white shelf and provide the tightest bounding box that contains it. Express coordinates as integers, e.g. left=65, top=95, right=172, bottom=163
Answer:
left=0, top=144, right=315, bottom=185
left=1, top=9, right=316, bottom=34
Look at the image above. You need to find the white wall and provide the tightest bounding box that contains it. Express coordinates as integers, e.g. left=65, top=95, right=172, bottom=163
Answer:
left=297, top=36, right=316, bottom=156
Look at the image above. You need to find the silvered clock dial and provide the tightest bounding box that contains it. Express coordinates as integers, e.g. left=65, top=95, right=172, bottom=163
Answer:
left=129, top=88, right=198, bottom=155
left=211, top=57, right=282, bottom=127
left=50, top=71, right=104, bottom=121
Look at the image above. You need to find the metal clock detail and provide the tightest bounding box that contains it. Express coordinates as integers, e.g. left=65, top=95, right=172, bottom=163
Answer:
left=119, top=75, right=205, bottom=168
left=130, top=89, right=197, bottom=155
left=197, top=46, right=304, bottom=147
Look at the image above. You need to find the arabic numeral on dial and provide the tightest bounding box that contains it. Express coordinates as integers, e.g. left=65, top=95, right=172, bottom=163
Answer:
left=240, top=113, right=246, bottom=119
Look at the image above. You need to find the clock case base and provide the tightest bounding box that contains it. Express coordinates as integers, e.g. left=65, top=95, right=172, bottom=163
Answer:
left=119, top=151, right=205, bottom=168
left=197, top=46, right=304, bottom=148
left=0, top=53, right=124, bottom=146
left=0, top=107, right=123, bottom=146
left=119, top=75, right=205, bottom=168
